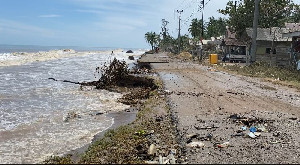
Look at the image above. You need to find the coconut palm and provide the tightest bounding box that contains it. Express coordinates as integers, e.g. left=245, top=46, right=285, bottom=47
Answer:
left=188, top=18, right=203, bottom=40
left=145, top=32, right=160, bottom=51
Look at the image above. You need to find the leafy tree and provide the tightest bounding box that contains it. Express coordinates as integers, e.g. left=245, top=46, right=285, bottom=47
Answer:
left=206, top=16, right=228, bottom=39
left=289, top=4, right=300, bottom=22
left=178, top=34, right=191, bottom=51
left=219, top=0, right=299, bottom=38
left=145, top=32, right=160, bottom=50
left=188, top=18, right=204, bottom=40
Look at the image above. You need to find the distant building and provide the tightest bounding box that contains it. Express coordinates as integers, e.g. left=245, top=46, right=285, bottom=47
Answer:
left=221, top=24, right=296, bottom=66
left=282, top=23, right=300, bottom=67
left=246, top=27, right=292, bottom=66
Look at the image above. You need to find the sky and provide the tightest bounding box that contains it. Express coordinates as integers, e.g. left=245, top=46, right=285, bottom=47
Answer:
left=0, top=0, right=298, bottom=49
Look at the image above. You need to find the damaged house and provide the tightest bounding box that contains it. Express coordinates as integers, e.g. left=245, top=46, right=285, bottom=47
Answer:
left=222, top=25, right=294, bottom=67
left=246, top=27, right=293, bottom=67
left=282, top=23, right=300, bottom=69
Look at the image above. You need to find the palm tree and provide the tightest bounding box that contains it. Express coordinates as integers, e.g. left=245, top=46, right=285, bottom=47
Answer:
left=188, top=18, right=202, bottom=40
left=145, top=32, right=160, bottom=51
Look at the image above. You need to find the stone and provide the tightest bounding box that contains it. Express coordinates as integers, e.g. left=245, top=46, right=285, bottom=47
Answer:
left=148, top=144, right=156, bottom=156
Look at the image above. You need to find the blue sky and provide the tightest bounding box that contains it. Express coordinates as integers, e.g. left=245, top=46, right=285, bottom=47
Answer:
left=0, top=0, right=298, bottom=49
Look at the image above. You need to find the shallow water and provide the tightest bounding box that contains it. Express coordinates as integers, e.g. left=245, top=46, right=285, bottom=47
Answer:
left=0, top=51, right=142, bottom=163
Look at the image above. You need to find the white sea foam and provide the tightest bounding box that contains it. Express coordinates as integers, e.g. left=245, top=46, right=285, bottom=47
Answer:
left=0, top=48, right=143, bottom=163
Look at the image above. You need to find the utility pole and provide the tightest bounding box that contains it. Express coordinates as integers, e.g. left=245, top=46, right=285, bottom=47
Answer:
left=201, top=0, right=204, bottom=44
left=235, top=1, right=237, bottom=12
left=177, top=10, right=183, bottom=54
left=199, top=0, right=204, bottom=61
left=250, top=0, right=260, bottom=64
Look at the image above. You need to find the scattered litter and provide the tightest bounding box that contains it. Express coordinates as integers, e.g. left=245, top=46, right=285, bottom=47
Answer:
left=241, top=126, right=247, bottom=131
left=248, top=132, right=256, bottom=138
left=250, top=126, right=257, bottom=133
left=186, top=141, right=205, bottom=148
left=194, top=125, right=219, bottom=130
left=254, top=132, right=261, bottom=137
left=256, top=124, right=267, bottom=132
left=207, top=133, right=213, bottom=141
left=217, top=142, right=230, bottom=148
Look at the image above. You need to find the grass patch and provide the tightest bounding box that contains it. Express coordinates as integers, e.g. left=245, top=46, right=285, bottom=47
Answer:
left=79, top=125, right=148, bottom=164
left=44, top=155, right=73, bottom=164
left=217, top=62, right=300, bottom=89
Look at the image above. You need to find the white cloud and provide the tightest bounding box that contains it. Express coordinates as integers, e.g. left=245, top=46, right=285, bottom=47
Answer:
left=39, top=14, right=61, bottom=18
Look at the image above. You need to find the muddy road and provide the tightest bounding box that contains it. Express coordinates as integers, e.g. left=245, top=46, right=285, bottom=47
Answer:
left=147, top=53, right=300, bottom=164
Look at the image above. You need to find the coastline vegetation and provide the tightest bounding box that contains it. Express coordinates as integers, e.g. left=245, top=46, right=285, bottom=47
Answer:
left=214, top=62, right=300, bottom=90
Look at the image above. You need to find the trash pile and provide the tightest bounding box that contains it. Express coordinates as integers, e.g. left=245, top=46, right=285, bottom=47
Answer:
left=184, top=110, right=299, bottom=161
left=229, top=114, right=267, bottom=139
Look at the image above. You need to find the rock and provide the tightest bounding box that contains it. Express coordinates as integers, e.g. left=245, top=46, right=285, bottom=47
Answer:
left=126, top=50, right=133, bottom=53
left=128, top=56, right=134, bottom=60
left=148, top=144, right=156, bottom=156
left=186, top=141, right=205, bottom=148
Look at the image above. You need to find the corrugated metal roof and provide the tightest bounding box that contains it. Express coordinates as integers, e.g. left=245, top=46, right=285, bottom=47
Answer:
left=246, top=27, right=292, bottom=41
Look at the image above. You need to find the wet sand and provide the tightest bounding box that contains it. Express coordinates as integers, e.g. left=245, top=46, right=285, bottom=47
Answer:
left=62, top=106, right=138, bottom=163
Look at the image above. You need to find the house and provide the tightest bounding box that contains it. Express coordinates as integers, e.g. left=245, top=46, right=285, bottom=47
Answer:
left=222, top=27, right=250, bottom=62
left=282, top=23, right=300, bottom=67
left=246, top=27, right=292, bottom=66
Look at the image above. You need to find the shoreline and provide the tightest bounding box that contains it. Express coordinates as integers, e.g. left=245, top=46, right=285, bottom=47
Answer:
left=62, top=107, right=138, bottom=163
left=0, top=48, right=146, bottom=164
left=44, top=52, right=183, bottom=164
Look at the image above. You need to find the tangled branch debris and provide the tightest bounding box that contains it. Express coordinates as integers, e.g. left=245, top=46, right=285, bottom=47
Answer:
left=81, top=58, right=157, bottom=105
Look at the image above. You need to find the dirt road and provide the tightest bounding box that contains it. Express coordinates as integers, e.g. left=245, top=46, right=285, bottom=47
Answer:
left=146, top=52, right=300, bottom=164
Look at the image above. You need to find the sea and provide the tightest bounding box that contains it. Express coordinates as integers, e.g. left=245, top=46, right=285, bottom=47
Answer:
left=0, top=45, right=147, bottom=163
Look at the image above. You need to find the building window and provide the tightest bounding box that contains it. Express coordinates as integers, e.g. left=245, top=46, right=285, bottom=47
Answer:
left=266, top=48, right=276, bottom=54
left=266, top=48, right=271, bottom=54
